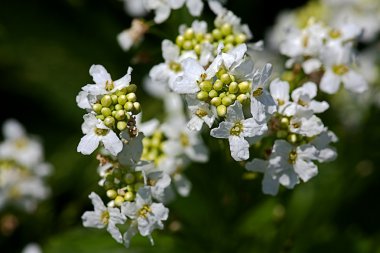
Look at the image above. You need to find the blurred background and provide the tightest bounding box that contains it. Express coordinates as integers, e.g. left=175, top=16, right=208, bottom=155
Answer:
left=0, top=0, right=379, bottom=252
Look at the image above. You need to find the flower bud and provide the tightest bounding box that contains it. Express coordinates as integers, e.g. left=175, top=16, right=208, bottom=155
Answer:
left=114, top=196, right=124, bottom=206
left=197, top=91, right=209, bottom=101
left=101, top=107, right=112, bottom=117
left=209, top=90, right=218, bottom=98
left=237, top=94, right=248, bottom=104
left=115, top=110, right=126, bottom=121
left=194, top=44, right=202, bottom=55
left=222, top=96, right=233, bottom=106
left=183, top=40, right=193, bottom=50
left=223, top=43, right=234, bottom=52
left=280, top=117, right=290, bottom=129
left=235, top=33, right=247, bottom=44
left=101, top=95, right=112, bottom=107
left=111, top=95, right=118, bottom=104
left=217, top=105, right=227, bottom=117
left=117, top=121, right=128, bottom=131
left=126, top=84, right=137, bottom=93
left=238, top=81, right=250, bottom=93
left=221, top=23, right=232, bottom=36
left=106, top=189, right=117, bottom=199
left=176, top=35, right=185, bottom=47
left=221, top=73, right=231, bottom=84
left=92, top=103, right=102, bottom=114
left=287, top=134, right=298, bottom=144
left=126, top=93, right=137, bottom=102
left=184, top=28, right=194, bottom=40
left=210, top=97, right=222, bottom=106
left=124, top=173, right=135, bottom=184
left=104, top=116, right=115, bottom=128
left=212, top=28, right=222, bottom=40
left=133, top=102, right=141, bottom=113
left=124, top=192, right=135, bottom=202
left=225, top=34, right=235, bottom=44
left=199, top=80, right=213, bottom=92
left=118, top=95, right=127, bottom=105
left=96, top=115, right=105, bottom=121
left=213, top=79, right=224, bottom=91
left=228, top=82, right=239, bottom=93
left=124, top=101, right=133, bottom=111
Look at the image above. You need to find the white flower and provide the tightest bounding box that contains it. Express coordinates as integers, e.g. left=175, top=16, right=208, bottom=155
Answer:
left=320, top=45, right=367, bottom=94
left=250, top=63, right=276, bottom=122
left=81, top=65, right=132, bottom=96
left=291, top=82, right=329, bottom=113
left=185, top=95, right=216, bottom=131
left=82, top=192, right=126, bottom=243
left=123, top=0, right=148, bottom=17
left=21, top=243, right=42, bottom=253
left=288, top=108, right=324, bottom=137
left=246, top=140, right=319, bottom=195
left=77, top=114, right=123, bottom=156
left=210, top=102, right=267, bottom=161
left=117, top=19, right=149, bottom=51
left=143, top=0, right=185, bottom=24
left=310, top=128, right=338, bottom=162
left=269, top=78, right=290, bottom=113
left=121, top=187, right=169, bottom=247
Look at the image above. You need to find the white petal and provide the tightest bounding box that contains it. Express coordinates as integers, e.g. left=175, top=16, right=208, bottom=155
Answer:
left=123, top=224, right=138, bottom=248
left=3, top=119, right=25, bottom=139
left=82, top=211, right=105, bottom=229
left=77, top=132, right=100, bottom=155
left=228, top=135, right=250, bottom=161
left=107, top=223, right=123, bottom=243
left=342, top=70, right=368, bottom=93
left=113, top=67, right=132, bottom=90
left=210, top=122, right=234, bottom=138
left=302, top=58, right=322, bottom=74
left=242, top=118, right=267, bottom=138
left=320, top=69, right=341, bottom=94
left=154, top=5, right=171, bottom=24
left=262, top=173, right=280, bottom=196
left=245, top=158, right=268, bottom=173
left=151, top=203, right=169, bottom=221
left=174, top=174, right=192, bottom=197
left=89, top=65, right=111, bottom=85
left=226, top=102, right=244, bottom=122
left=294, top=159, right=318, bottom=182
left=269, top=79, right=289, bottom=105
left=102, top=131, right=123, bottom=156
left=186, top=0, right=203, bottom=16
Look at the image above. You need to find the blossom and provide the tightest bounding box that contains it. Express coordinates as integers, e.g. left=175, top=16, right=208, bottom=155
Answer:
left=117, top=19, right=149, bottom=51
left=185, top=95, right=216, bottom=131
left=210, top=102, right=267, bottom=161
left=82, top=192, right=126, bottom=243
left=77, top=113, right=123, bottom=156
left=121, top=187, right=169, bottom=247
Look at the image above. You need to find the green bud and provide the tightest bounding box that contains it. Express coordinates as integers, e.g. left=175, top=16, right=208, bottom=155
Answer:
left=118, top=95, right=127, bottom=105
left=210, top=97, right=222, bottom=106
left=280, top=117, right=290, bottom=129
left=115, top=104, right=123, bottom=111
left=213, top=79, right=224, bottom=91
left=237, top=94, right=248, bottom=104
left=116, top=88, right=126, bottom=96
left=92, top=103, right=102, bottom=114
left=217, top=104, right=227, bottom=117
left=235, top=33, right=247, bottom=44
left=114, top=196, right=124, bottom=206
left=212, top=28, right=222, bottom=40
left=287, top=134, right=298, bottom=144
left=238, top=81, right=250, bottom=93
left=197, top=91, right=209, bottom=101
left=96, top=115, right=105, bottom=121
left=194, top=44, right=202, bottom=55
left=104, top=180, right=113, bottom=190
left=101, top=107, right=112, bottom=117
left=221, top=73, right=231, bottom=84
left=184, top=28, right=194, bottom=40
left=124, top=192, right=135, bottom=202
left=219, top=92, right=226, bottom=99
left=204, top=33, right=213, bottom=43
left=209, top=90, right=218, bottom=98
left=228, top=82, right=239, bottom=93
left=124, top=101, right=133, bottom=111
left=221, top=23, right=232, bottom=36
left=228, top=94, right=236, bottom=101
left=183, top=40, right=193, bottom=50
left=104, top=116, right=115, bottom=128
left=126, top=84, right=137, bottom=93
left=223, top=43, right=234, bottom=53
left=106, top=189, right=117, bottom=199
left=112, top=111, right=116, bottom=117
left=124, top=173, right=135, bottom=184
left=199, top=80, right=212, bottom=92
left=126, top=93, right=137, bottom=102
left=117, top=121, right=128, bottom=131
left=224, top=34, right=235, bottom=44
left=111, top=95, right=118, bottom=104
left=222, top=96, right=233, bottom=106
left=115, top=110, right=125, bottom=121
left=101, top=95, right=112, bottom=107
left=126, top=185, right=134, bottom=192
left=216, top=68, right=226, bottom=78
left=195, top=33, right=203, bottom=42
left=133, top=102, right=141, bottom=113
left=134, top=182, right=145, bottom=192
left=142, top=138, right=150, bottom=147
left=276, top=130, right=288, bottom=139
left=176, top=35, right=185, bottom=47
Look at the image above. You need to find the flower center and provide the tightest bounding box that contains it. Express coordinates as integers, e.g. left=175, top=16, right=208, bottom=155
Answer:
left=288, top=150, right=298, bottom=164
left=95, top=128, right=109, bottom=136
left=169, top=61, right=182, bottom=72
left=101, top=210, right=110, bottom=225
left=195, top=108, right=208, bottom=118
left=332, top=64, right=349, bottom=76
left=180, top=133, right=190, bottom=147
left=252, top=87, right=263, bottom=97
left=230, top=122, right=243, bottom=136
left=329, top=29, right=341, bottom=39
left=105, top=81, right=114, bottom=91
left=138, top=205, right=151, bottom=218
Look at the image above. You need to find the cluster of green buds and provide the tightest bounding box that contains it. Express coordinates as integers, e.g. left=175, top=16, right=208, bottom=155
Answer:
left=175, top=22, right=248, bottom=56
left=92, top=84, right=141, bottom=133
left=102, top=162, right=144, bottom=206
left=196, top=68, right=252, bottom=117
left=141, top=130, right=167, bottom=165
left=268, top=113, right=310, bottom=145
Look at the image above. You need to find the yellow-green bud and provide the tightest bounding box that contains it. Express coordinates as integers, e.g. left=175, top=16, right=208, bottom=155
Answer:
left=228, top=94, right=236, bottom=101
left=280, top=117, right=290, bottom=129
left=237, top=94, right=248, bottom=104
left=222, top=96, right=233, bottom=106
left=126, top=93, right=136, bottom=102
left=221, top=73, right=231, bottom=84
left=219, top=92, right=226, bottom=99
left=124, top=192, right=135, bottom=201
left=213, top=79, right=224, bottom=91
left=134, top=182, right=144, bottom=192
left=210, top=97, right=222, bottom=106
left=228, top=82, right=239, bottom=93
left=204, top=33, right=213, bottom=43
left=221, top=23, right=232, bottom=36
left=176, top=35, right=185, bottom=47
left=197, top=91, right=209, bottom=101
left=115, top=104, right=123, bottom=111
left=287, top=134, right=298, bottom=144
left=133, top=102, right=141, bottom=113
left=126, top=185, right=134, bottom=192
left=126, top=84, right=137, bottom=93
left=116, top=88, right=126, bottom=96
left=92, top=103, right=102, bottom=114
left=124, top=101, right=133, bottom=111
left=238, top=81, right=250, bottom=93
left=101, top=95, right=112, bottom=107
left=142, top=138, right=150, bottom=147
left=124, top=173, right=135, bottom=184
left=96, top=115, right=105, bottom=121
left=199, top=80, right=212, bottom=92
left=194, top=44, right=202, bottom=55
left=277, top=130, right=288, bottom=139
left=217, top=104, right=227, bottom=117
left=115, top=110, right=125, bottom=121
left=101, top=107, right=112, bottom=117
left=225, top=34, right=235, bottom=44
left=106, top=189, right=117, bottom=199
left=104, top=116, right=115, bottom=128
left=216, top=68, right=226, bottom=78
left=223, top=43, right=234, bottom=52
left=209, top=90, right=218, bottom=98
left=117, top=121, right=128, bottom=131
left=183, top=40, right=193, bottom=50
left=114, top=196, right=124, bottom=206
left=111, top=95, right=118, bottom=104
left=195, top=33, right=203, bottom=42
left=235, top=33, right=247, bottom=44
left=212, top=28, right=222, bottom=40
left=184, top=28, right=194, bottom=40
left=118, top=95, right=127, bottom=105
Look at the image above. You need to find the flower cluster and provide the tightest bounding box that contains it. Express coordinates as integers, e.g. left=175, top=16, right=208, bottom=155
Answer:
left=0, top=120, right=51, bottom=212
